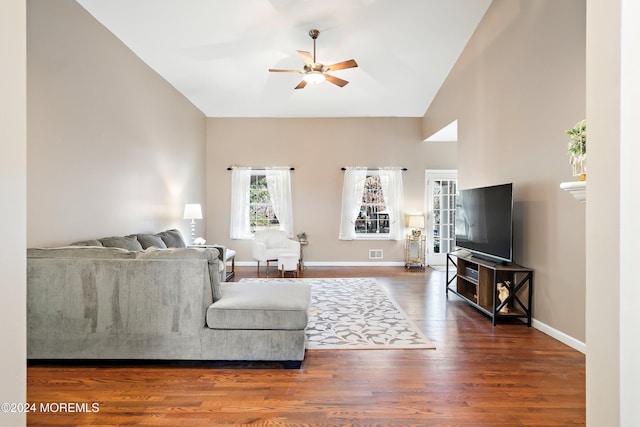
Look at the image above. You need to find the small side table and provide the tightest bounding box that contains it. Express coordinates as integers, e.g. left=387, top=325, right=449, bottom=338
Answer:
left=404, top=234, right=426, bottom=269
left=298, top=239, right=308, bottom=269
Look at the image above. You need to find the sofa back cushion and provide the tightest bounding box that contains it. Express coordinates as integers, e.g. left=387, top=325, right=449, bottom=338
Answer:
left=156, top=229, right=187, bottom=248
left=132, top=234, right=168, bottom=250
left=70, top=239, right=103, bottom=247
left=136, top=247, right=222, bottom=301
left=99, top=236, right=144, bottom=251
left=27, top=246, right=137, bottom=259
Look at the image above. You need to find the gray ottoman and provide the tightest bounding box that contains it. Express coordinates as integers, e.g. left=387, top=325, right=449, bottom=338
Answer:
left=205, top=281, right=312, bottom=366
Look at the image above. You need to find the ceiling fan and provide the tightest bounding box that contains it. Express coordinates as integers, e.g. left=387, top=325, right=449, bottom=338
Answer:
left=269, top=29, right=358, bottom=90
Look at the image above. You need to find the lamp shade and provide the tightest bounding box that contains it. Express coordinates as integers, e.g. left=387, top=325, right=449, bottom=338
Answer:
left=183, top=204, right=202, bottom=220
left=407, top=214, right=425, bottom=229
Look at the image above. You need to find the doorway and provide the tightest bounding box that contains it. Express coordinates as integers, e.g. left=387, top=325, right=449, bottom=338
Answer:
left=425, top=170, right=458, bottom=266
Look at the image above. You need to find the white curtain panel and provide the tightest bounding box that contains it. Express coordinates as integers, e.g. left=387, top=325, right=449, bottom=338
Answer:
left=266, top=167, right=294, bottom=237
left=379, top=168, right=405, bottom=240
left=338, top=167, right=368, bottom=240
left=229, top=167, right=252, bottom=239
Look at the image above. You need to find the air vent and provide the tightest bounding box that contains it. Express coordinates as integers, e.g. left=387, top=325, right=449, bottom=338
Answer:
left=369, top=249, right=383, bottom=260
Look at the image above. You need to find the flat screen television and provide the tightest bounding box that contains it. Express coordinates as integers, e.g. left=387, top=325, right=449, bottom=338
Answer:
left=454, top=183, right=513, bottom=263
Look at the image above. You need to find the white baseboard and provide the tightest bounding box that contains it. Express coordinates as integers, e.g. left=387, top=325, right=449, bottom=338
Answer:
left=305, top=261, right=406, bottom=267
left=532, top=318, right=586, bottom=354
left=235, top=261, right=406, bottom=267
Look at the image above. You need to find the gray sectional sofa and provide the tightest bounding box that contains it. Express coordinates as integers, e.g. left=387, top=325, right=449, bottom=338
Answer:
left=27, top=229, right=311, bottom=367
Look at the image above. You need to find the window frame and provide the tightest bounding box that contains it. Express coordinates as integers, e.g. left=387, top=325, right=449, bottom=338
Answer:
left=248, top=172, right=280, bottom=234
left=354, top=173, right=391, bottom=239
left=229, top=167, right=294, bottom=240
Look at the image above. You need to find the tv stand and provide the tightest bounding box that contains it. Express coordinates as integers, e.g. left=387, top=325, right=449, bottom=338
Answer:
left=446, top=251, right=533, bottom=326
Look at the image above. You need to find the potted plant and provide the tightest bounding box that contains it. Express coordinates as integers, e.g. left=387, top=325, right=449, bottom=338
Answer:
left=565, top=119, right=586, bottom=181
left=297, top=231, right=307, bottom=242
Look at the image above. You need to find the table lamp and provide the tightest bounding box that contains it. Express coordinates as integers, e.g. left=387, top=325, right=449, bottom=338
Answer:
left=183, top=203, right=202, bottom=244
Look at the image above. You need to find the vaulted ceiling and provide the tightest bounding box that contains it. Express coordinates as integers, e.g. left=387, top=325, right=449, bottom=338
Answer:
left=76, top=0, right=492, bottom=118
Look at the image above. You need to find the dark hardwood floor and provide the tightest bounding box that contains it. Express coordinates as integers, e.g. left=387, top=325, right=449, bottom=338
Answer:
left=27, top=266, right=585, bottom=426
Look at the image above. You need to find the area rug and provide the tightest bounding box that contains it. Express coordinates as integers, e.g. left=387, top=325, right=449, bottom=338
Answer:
left=239, top=277, right=435, bottom=350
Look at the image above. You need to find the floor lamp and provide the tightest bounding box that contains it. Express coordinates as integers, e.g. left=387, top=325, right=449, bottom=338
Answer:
left=183, top=204, right=202, bottom=244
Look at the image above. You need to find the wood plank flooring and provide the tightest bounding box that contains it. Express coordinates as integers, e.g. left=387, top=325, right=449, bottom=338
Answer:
left=27, top=266, right=585, bottom=426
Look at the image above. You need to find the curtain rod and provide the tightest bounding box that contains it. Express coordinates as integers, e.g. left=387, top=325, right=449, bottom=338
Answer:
left=227, top=167, right=295, bottom=171
left=340, top=167, right=407, bottom=171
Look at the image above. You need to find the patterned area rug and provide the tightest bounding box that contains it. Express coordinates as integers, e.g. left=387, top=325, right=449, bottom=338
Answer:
left=239, top=277, right=435, bottom=350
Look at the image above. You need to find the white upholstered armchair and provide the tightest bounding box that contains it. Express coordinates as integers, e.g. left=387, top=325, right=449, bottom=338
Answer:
left=252, top=229, right=300, bottom=275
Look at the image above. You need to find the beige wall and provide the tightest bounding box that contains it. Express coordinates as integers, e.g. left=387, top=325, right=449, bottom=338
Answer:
left=0, top=1, right=27, bottom=425
left=423, top=0, right=586, bottom=342
left=586, top=0, right=640, bottom=423
left=586, top=0, right=620, bottom=423
left=27, top=0, right=207, bottom=247
left=206, top=117, right=456, bottom=264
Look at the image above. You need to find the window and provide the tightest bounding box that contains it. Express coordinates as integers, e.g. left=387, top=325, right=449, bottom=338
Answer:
left=249, top=174, right=280, bottom=232
left=355, top=175, right=389, bottom=235
left=339, top=167, right=404, bottom=240
left=230, top=167, right=293, bottom=239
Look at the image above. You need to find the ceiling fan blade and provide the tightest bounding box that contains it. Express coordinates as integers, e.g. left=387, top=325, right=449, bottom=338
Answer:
left=324, top=59, right=358, bottom=72
left=297, top=50, right=313, bottom=65
left=294, top=80, right=308, bottom=90
left=269, top=68, right=301, bottom=73
left=325, top=74, right=349, bottom=87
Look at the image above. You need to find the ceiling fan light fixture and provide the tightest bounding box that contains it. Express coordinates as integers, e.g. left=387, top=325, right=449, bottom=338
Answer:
left=269, top=28, right=357, bottom=89
left=303, top=72, right=326, bottom=85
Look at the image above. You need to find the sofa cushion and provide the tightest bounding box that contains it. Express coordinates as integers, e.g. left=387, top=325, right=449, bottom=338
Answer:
left=156, top=229, right=187, bottom=248
left=27, top=246, right=137, bottom=259
left=136, top=247, right=222, bottom=301
left=133, top=234, right=168, bottom=250
left=206, top=282, right=311, bottom=330
left=70, top=239, right=103, bottom=247
left=99, top=236, right=144, bottom=251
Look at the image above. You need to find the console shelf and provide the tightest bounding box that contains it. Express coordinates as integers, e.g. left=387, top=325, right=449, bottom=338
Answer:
left=446, top=251, right=533, bottom=326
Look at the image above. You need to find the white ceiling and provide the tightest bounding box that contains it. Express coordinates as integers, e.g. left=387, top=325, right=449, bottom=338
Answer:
left=76, top=0, right=492, bottom=118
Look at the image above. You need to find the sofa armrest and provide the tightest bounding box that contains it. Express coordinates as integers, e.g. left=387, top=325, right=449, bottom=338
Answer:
left=137, top=247, right=222, bottom=301
left=190, top=244, right=225, bottom=262
left=211, top=245, right=225, bottom=262
left=210, top=245, right=228, bottom=282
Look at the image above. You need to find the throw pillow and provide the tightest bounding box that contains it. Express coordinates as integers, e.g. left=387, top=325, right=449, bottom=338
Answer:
left=99, top=236, right=144, bottom=251
left=156, top=229, right=187, bottom=248
left=132, top=234, right=168, bottom=250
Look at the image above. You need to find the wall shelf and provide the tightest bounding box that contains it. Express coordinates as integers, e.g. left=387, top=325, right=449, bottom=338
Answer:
left=560, top=181, right=586, bottom=202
